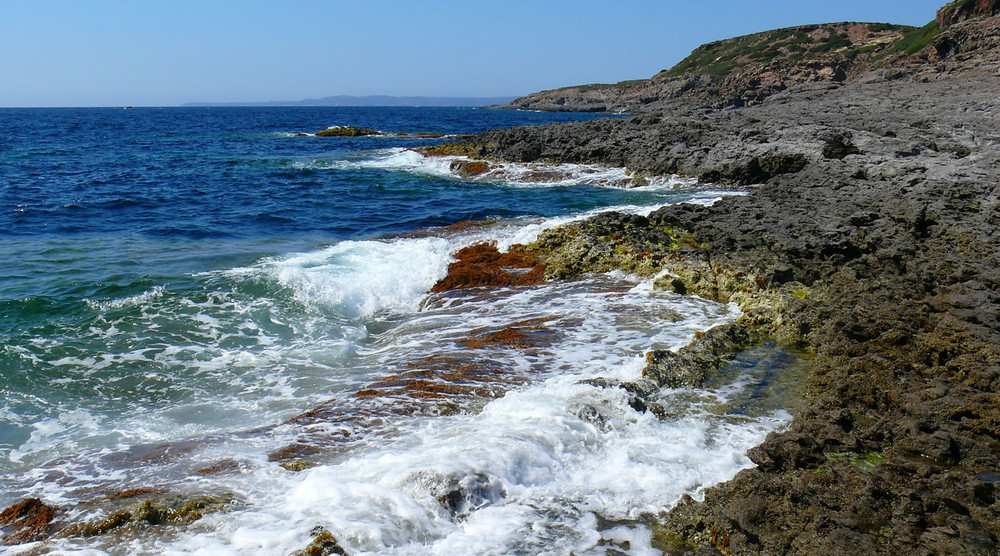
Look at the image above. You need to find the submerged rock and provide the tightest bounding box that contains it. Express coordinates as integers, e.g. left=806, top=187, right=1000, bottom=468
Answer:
left=577, top=377, right=667, bottom=418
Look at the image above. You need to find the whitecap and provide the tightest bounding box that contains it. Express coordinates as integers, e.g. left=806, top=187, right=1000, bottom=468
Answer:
left=84, top=285, right=166, bottom=312
left=257, top=237, right=452, bottom=319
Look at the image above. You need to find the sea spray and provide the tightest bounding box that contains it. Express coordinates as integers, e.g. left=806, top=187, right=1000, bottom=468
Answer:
left=1, top=107, right=793, bottom=555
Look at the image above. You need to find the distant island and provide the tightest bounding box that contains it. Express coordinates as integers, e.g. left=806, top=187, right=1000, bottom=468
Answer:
left=183, top=95, right=516, bottom=107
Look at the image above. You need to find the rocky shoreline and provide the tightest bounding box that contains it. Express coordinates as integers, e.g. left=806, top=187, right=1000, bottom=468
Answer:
left=3, top=5, right=998, bottom=554
left=437, top=10, right=1000, bottom=555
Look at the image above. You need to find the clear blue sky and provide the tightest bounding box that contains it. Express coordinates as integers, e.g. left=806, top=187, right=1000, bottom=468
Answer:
left=1, top=1, right=946, bottom=107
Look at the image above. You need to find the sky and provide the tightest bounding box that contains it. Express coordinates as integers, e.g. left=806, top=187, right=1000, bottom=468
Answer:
left=1, top=0, right=948, bottom=107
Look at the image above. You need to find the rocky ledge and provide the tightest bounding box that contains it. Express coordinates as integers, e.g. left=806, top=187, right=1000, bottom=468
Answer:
left=446, top=7, right=1000, bottom=554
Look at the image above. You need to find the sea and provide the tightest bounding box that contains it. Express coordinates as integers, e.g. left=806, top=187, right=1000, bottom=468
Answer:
left=0, top=107, right=799, bottom=555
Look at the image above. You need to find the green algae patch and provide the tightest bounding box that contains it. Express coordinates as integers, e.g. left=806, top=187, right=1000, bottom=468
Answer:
left=57, top=493, right=241, bottom=539
left=280, top=459, right=319, bottom=472
left=528, top=214, right=684, bottom=280
left=826, top=451, right=887, bottom=472
left=659, top=227, right=705, bottom=250
left=665, top=22, right=912, bottom=77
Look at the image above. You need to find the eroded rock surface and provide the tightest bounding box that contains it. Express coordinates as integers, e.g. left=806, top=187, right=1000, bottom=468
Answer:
left=476, top=11, right=1000, bottom=554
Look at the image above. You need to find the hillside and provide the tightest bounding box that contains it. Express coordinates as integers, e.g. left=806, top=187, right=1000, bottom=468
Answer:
left=502, top=0, right=1000, bottom=112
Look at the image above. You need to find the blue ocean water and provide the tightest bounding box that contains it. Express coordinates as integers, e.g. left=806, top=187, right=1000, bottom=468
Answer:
left=0, top=107, right=675, bottom=455
left=0, top=107, right=792, bottom=555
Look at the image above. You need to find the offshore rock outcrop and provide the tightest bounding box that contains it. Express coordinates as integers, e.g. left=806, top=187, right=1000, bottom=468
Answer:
left=314, top=126, right=382, bottom=137
left=472, top=7, right=1000, bottom=554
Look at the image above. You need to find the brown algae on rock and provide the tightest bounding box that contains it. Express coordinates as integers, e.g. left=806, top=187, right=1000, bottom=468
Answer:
left=0, top=498, right=58, bottom=545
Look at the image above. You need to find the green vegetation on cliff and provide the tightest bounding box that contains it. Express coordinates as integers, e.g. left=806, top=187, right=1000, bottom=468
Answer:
left=664, top=22, right=912, bottom=77
left=892, top=21, right=944, bottom=55
left=506, top=0, right=1000, bottom=113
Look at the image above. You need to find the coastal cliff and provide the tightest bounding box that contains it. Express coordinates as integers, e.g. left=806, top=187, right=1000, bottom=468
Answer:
left=455, top=4, right=1000, bottom=553
left=501, top=0, right=1000, bottom=113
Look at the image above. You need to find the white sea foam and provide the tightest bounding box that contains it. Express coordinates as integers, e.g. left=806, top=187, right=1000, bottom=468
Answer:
left=24, top=274, right=794, bottom=555
left=257, top=237, right=452, bottom=319
left=295, top=148, right=703, bottom=190
left=453, top=190, right=743, bottom=251
left=2, top=170, right=784, bottom=555
left=84, top=285, right=166, bottom=312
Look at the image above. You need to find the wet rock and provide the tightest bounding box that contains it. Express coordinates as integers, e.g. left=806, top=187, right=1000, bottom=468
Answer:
left=280, top=459, right=318, bottom=472
left=577, top=377, right=666, bottom=418
left=459, top=317, right=556, bottom=349
left=195, top=459, right=246, bottom=476
left=290, top=526, right=349, bottom=556
left=432, top=473, right=505, bottom=517
left=643, top=324, right=762, bottom=388
left=268, top=443, right=322, bottom=464
left=430, top=243, right=545, bottom=292
left=413, top=142, right=480, bottom=157
left=449, top=159, right=491, bottom=177
left=106, top=488, right=164, bottom=500
left=529, top=217, right=673, bottom=280
left=57, top=494, right=238, bottom=538
left=0, top=498, right=57, bottom=545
